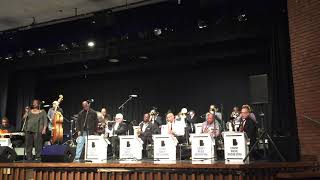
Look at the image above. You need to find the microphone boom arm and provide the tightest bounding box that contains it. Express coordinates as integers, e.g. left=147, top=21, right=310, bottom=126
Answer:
left=118, top=96, right=133, bottom=110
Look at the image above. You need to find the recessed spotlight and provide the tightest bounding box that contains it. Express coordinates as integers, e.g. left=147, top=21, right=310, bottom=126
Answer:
left=71, top=42, right=79, bottom=48
left=237, top=14, right=247, bottom=22
left=108, top=58, right=119, bottom=63
left=38, top=48, right=46, bottom=54
left=139, top=56, right=149, bottom=60
left=26, top=50, right=35, bottom=56
left=60, top=44, right=68, bottom=51
left=87, top=41, right=95, bottom=47
left=154, top=28, right=162, bottom=36
left=16, top=51, right=24, bottom=58
left=198, top=20, right=208, bottom=29
left=5, top=54, right=13, bottom=60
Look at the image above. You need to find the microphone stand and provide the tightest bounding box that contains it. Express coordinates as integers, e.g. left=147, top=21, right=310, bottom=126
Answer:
left=118, top=96, right=134, bottom=114
left=220, top=104, right=224, bottom=131
left=21, top=115, right=28, bottom=162
left=82, top=109, right=91, bottom=162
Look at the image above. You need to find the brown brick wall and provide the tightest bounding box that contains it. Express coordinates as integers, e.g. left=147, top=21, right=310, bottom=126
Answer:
left=287, top=0, right=320, bottom=159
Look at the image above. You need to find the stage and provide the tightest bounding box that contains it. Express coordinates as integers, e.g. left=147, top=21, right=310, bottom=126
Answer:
left=0, top=160, right=319, bottom=180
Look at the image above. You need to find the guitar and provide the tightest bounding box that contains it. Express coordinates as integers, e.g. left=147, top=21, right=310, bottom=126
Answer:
left=51, top=95, right=64, bottom=144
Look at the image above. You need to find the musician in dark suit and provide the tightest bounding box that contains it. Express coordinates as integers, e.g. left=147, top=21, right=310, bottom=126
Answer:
left=149, top=109, right=163, bottom=127
left=0, top=117, right=15, bottom=133
left=187, top=110, right=201, bottom=133
left=239, top=106, right=257, bottom=147
left=106, top=113, right=127, bottom=158
left=138, top=113, right=160, bottom=156
left=74, top=101, right=98, bottom=162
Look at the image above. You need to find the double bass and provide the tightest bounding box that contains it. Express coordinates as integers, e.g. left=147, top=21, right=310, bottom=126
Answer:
left=52, top=95, right=64, bottom=144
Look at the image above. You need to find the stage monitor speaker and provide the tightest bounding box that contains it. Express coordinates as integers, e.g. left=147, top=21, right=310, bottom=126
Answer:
left=41, top=145, right=75, bottom=162
left=0, top=146, right=17, bottom=162
left=249, top=74, right=268, bottom=104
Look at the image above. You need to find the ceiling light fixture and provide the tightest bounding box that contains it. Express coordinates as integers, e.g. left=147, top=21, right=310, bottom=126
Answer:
left=60, top=44, right=68, bottom=51
left=5, top=54, right=13, bottom=60
left=87, top=41, right=95, bottom=47
left=26, top=50, right=35, bottom=56
left=154, top=28, right=162, bottom=36
left=108, top=58, right=119, bottom=63
left=38, top=48, right=46, bottom=54
left=198, top=20, right=208, bottom=29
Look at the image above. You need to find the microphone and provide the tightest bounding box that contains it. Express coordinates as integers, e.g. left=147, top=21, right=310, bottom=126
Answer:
left=129, top=94, right=138, bottom=98
left=87, top=99, right=94, bottom=103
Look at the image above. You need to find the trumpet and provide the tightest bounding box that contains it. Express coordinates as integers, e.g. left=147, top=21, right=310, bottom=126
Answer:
left=231, top=111, right=240, bottom=119
left=103, top=120, right=115, bottom=137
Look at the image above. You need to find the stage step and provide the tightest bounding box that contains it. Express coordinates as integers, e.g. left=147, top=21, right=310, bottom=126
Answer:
left=276, top=171, right=320, bottom=180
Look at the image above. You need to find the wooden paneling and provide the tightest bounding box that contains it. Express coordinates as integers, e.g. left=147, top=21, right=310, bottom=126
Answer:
left=0, top=161, right=319, bottom=180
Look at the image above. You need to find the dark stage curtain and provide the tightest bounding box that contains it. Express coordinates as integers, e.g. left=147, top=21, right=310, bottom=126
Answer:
left=0, top=71, right=9, bottom=118
left=35, top=61, right=268, bottom=133
left=14, top=73, right=36, bottom=130
left=269, top=17, right=297, bottom=135
left=268, top=5, right=300, bottom=160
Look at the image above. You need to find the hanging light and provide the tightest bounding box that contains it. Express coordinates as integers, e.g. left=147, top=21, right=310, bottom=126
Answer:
left=87, top=41, right=95, bottom=47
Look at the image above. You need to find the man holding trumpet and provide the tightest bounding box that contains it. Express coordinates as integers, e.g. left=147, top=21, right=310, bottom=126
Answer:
left=137, top=113, right=160, bottom=157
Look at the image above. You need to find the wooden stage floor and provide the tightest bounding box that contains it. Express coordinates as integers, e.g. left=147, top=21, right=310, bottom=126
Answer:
left=0, top=160, right=319, bottom=180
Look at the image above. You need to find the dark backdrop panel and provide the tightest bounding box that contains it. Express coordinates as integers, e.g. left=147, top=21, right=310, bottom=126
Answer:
left=249, top=74, right=268, bottom=104
left=0, top=72, right=8, bottom=118
left=35, top=60, right=268, bottom=132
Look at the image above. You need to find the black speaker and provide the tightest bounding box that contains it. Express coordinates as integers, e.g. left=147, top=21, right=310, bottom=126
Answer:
left=249, top=74, right=268, bottom=104
left=0, top=146, right=17, bottom=162
left=41, top=145, right=75, bottom=162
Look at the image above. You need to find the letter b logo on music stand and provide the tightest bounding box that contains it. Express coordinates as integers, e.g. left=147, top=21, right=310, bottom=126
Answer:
left=233, top=139, right=238, bottom=146
left=199, top=140, right=204, bottom=146
left=161, top=141, right=165, bottom=147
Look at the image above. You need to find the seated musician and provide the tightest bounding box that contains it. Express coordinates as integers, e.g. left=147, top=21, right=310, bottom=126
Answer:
left=201, top=113, right=221, bottom=137
left=208, top=105, right=222, bottom=122
left=101, top=108, right=111, bottom=122
left=138, top=113, right=160, bottom=156
left=106, top=113, right=127, bottom=158
left=0, top=117, right=16, bottom=133
left=187, top=110, right=200, bottom=133
left=149, top=108, right=163, bottom=127
left=227, top=106, right=240, bottom=131
left=0, top=117, right=23, bottom=148
left=97, top=108, right=112, bottom=135
left=236, top=104, right=257, bottom=124
left=166, top=112, right=187, bottom=144
left=239, top=106, right=257, bottom=146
